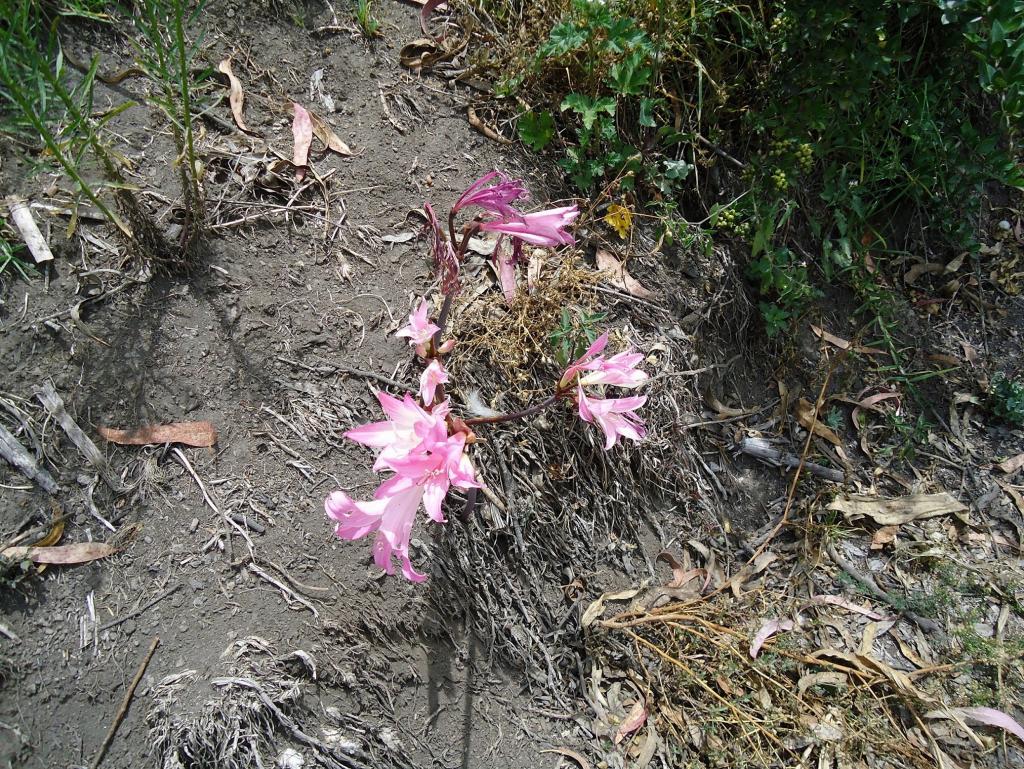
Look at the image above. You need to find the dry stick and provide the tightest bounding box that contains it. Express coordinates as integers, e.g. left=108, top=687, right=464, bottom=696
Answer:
left=736, top=436, right=846, bottom=483
left=96, top=584, right=182, bottom=635
left=824, top=541, right=941, bottom=635
left=90, top=635, right=160, bottom=769
left=0, top=422, right=58, bottom=494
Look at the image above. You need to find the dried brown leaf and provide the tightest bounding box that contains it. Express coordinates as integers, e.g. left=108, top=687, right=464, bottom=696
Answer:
left=2, top=542, right=117, bottom=564
left=98, top=421, right=218, bottom=448
left=217, top=58, right=251, bottom=134
left=749, top=617, right=795, bottom=658
left=614, top=699, right=647, bottom=744
left=828, top=492, right=967, bottom=526
left=997, top=453, right=1024, bottom=474
left=596, top=249, right=655, bottom=299
left=309, top=110, right=352, bottom=156
left=291, top=102, right=313, bottom=180
left=795, top=398, right=842, bottom=446
left=539, top=748, right=591, bottom=769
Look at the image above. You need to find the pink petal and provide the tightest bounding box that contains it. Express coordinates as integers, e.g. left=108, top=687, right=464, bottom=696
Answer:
left=749, top=618, right=795, bottom=658
left=344, top=421, right=397, bottom=448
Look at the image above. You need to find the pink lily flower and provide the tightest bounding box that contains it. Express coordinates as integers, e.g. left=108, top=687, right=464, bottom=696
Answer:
left=558, top=332, right=610, bottom=389
left=382, top=432, right=479, bottom=523
left=577, top=385, right=647, bottom=449
left=395, top=299, right=440, bottom=351
left=579, top=350, right=648, bottom=389
left=479, top=205, right=579, bottom=247
left=419, top=359, right=449, bottom=405
left=326, top=484, right=427, bottom=582
left=327, top=428, right=478, bottom=581
left=452, top=170, right=529, bottom=219
left=345, top=391, right=449, bottom=471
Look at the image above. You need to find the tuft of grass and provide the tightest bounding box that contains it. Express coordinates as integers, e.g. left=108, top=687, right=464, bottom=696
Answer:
left=354, top=0, right=382, bottom=38
left=0, top=229, right=36, bottom=283
left=130, top=0, right=209, bottom=256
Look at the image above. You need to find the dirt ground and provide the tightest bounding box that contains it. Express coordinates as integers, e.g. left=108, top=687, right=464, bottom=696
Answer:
left=2, top=2, right=1023, bottom=769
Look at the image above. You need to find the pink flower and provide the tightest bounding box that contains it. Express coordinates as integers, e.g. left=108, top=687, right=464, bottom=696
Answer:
left=577, top=386, right=647, bottom=449
left=419, top=359, right=448, bottom=405
left=395, top=299, right=439, bottom=349
left=327, top=425, right=479, bottom=581
left=452, top=171, right=529, bottom=219
left=326, top=484, right=428, bottom=582
left=383, top=432, right=479, bottom=522
left=559, top=332, right=610, bottom=389
left=345, top=391, right=449, bottom=471
left=423, top=202, right=460, bottom=294
left=479, top=205, right=579, bottom=247
left=579, top=350, right=648, bottom=389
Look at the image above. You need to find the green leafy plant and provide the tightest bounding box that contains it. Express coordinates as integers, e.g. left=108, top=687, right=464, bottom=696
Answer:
left=549, top=306, right=608, bottom=368
left=130, top=0, right=209, bottom=256
left=0, top=1, right=142, bottom=244
left=0, top=228, right=35, bottom=282
left=353, top=0, right=381, bottom=38
left=989, top=373, right=1024, bottom=425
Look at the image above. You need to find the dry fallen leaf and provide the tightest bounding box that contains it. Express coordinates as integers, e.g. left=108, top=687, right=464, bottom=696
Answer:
left=749, top=617, right=795, bottom=658
left=539, top=748, right=591, bottom=769
left=870, top=525, right=898, bottom=549
left=596, top=248, right=655, bottom=299
left=614, top=699, right=648, bottom=744
left=926, top=707, right=1024, bottom=745
left=98, top=421, right=218, bottom=448
left=291, top=102, right=313, bottom=180
left=308, top=110, right=352, bottom=156
left=997, top=452, right=1024, bottom=474
left=810, top=325, right=884, bottom=355
left=828, top=492, right=967, bottom=526
left=2, top=542, right=117, bottom=564
left=795, top=398, right=842, bottom=446
left=217, top=58, right=251, bottom=134
left=582, top=587, right=641, bottom=627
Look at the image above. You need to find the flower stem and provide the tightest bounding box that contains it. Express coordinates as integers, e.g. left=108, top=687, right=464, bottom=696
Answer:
left=464, top=393, right=562, bottom=426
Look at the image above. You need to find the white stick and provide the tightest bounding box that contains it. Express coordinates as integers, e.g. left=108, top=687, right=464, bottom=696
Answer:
left=7, top=198, right=54, bottom=264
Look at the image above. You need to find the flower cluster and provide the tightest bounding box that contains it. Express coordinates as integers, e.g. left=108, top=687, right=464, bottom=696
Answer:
left=434, top=169, right=579, bottom=303
left=559, top=333, right=649, bottom=449
left=326, top=171, right=649, bottom=582
left=325, top=389, right=478, bottom=582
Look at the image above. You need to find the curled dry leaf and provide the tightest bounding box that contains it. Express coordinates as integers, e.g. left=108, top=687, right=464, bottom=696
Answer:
left=420, top=0, right=448, bottom=36
left=595, top=249, right=655, bottom=299
left=614, top=699, right=647, bottom=744
left=997, top=452, right=1024, bottom=474
left=827, top=492, right=967, bottom=526
left=749, top=617, right=795, bottom=658
left=291, top=102, right=313, bottom=180
left=925, top=707, right=1024, bottom=744
left=308, top=110, right=351, bottom=156
left=809, top=325, right=884, bottom=355
left=804, top=594, right=886, bottom=620
left=98, top=421, right=218, bottom=448
left=582, top=587, right=641, bottom=628
left=795, top=398, right=842, bottom=446
left=539, top=748, right=591, bottom=769
left=2, top=542, right=117, bottom=564
left=217, top=58, right=252, bottom=134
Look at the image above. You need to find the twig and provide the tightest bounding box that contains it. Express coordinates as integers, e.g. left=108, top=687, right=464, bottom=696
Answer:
left=34, top=382, right=119, bottom=492
left=248, top=563, right=319, bottom=617
left=0, top=422, right=59, bottom=494
left=824, top=541, right=942, bottom=635
left=97, top=584, right=182, bottom=634
left=90, top=635, right=159, bottom=769
left=333, top=364, right=408, bottom=391
left=696, top=133, right=745, bottom=169
left=736, top=437, right=847, bottom=483
left=0, top=622, right=21, bottom=643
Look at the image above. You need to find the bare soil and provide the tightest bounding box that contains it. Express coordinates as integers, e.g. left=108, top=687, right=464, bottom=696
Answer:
left=2, top=2, right=1023, bottom=769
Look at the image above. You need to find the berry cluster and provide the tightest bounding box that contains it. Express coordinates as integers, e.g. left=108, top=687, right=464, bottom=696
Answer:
left=717, top=207, right=751, bottom=238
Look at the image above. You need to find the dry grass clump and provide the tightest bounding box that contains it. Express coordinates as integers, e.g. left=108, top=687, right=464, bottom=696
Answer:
left=450, top=252, right=600, bottom=400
